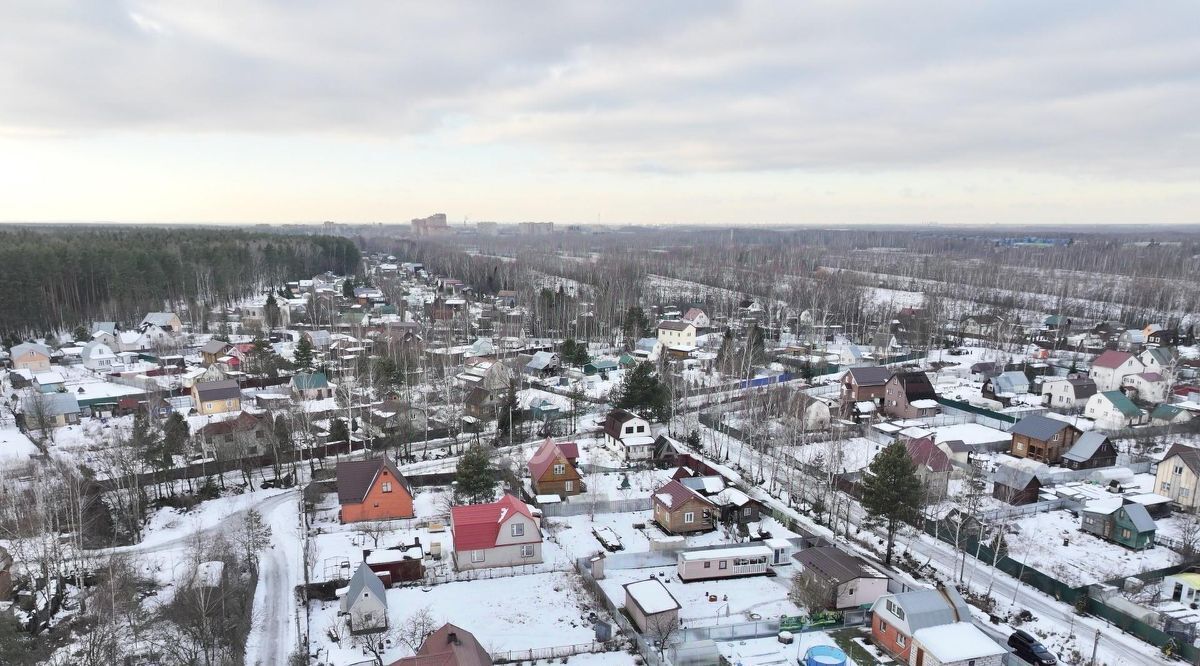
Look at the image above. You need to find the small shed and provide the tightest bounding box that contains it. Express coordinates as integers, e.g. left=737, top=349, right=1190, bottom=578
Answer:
left=623, top=578, right=680, bottom=633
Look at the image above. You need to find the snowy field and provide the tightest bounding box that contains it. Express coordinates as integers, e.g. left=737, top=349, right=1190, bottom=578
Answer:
left=1007, top=509, right=1181, bottom=586
left=598, top=565, right=801, bottom=626
left=788, top=437, right=883, bottom=474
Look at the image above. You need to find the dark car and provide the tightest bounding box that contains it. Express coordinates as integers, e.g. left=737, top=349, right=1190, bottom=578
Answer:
left=1008, top=629, right=1058, bottom=665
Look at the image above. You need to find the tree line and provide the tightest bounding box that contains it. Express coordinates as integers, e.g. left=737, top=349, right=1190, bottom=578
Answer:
left=0, top=225, right=360, bottom=337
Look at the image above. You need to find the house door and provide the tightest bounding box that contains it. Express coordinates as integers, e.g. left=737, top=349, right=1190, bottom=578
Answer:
left=914, top=648, right=924, bottom=666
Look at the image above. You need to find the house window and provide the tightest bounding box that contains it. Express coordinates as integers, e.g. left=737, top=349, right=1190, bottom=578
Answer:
left=1176, top=466, right=1184, bottom=475
left=1184, top=488, right=1192, bottom=498
left=683, top=511, right=695, bottom=523
left=520, top=544, right=535, bottom=558
left=743, top=507, right=752, bottom=517
left=625, top=426, right=634, bottom=434
left=704, top=561, right=711, bottom=568
left=381, top=481, right=392, bottom=493
left=896, top=634, right=905, bottom=647
left=719, top=560, right=728, bottom=570
left=885, top=600, right=906, bottom=621
left=564, top=480, right=573, bottom=492
left=553, top=464, right=565, bottom=475
left=878, top=619, right=887, bottom=633
left=1162, top=482, right=1172, bottom=492
left=1121, top=528, right=1132, bottom=539
left=206, top=402, right=213, bottom=410
left=511, top=522, right=525, bottom=537
left=1052, top=434, right=1059, bottom=442
left=637, top=425, right=645, bottom=433
left=470, top=550, right=485, bottom=563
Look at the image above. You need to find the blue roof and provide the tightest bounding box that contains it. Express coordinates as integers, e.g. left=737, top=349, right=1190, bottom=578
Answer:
left=292, top=372, right=329, bottom=390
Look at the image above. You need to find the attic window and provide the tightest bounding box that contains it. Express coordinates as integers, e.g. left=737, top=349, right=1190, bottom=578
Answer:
left=381, top=482, right=393, bottom=493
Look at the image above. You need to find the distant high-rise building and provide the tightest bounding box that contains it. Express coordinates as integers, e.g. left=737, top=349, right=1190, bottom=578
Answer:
left=412, top=213, right=449, bottom=235
left=476, top=221, right=499, bottom=235
left=518, top=221, right=554, bottom=235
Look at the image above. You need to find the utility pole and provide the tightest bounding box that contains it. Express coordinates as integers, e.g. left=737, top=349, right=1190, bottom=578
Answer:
left=1089, top=628, right=1100, bottom=665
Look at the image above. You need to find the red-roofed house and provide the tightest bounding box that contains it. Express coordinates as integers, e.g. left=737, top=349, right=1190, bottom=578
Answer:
left=652, top=480, right=717, bottom=534
left=527, top=439, right=583, bottom=498
left=905, top=437, right=954, bottom=503
left=450, top=494, right=542, bottom=571
left=389, top=623, right=493, bottom=666
left=1089, top=350, right=1144, bottom=392
left=337, top=458, right=415, bottom=524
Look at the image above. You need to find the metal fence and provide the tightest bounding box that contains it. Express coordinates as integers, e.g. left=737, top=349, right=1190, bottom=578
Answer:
left=492, top=641, right=620, bottom=663
left=540, top=497, right=652, bottom=517
left=574, top=556, right=665, bottom=666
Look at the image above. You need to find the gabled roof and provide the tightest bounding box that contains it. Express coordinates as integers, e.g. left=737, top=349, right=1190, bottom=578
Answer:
left=1062, top=431, right=1110, bottom=463
left=682, top=308, right=706, bottom=322
left=292, top=372, right=330, bottom=390
left=451, top=494, right=536, bottom=551
left=905, top=437, right=953, bottom=473
left=846, top=366, right=892, bottom=387
left=201, top=340, right=230, bottom=355
left=344, top=563, right=386, bottom=609
left=992, top=459, right=1051, bottom=489
left=199, top=411, right=270, bottom=437
left=525, top=351, right=557, bottom=370
left=527, top=440, right=578, bottom=481
left=894, top=371, right=937, bottom=401
left=391, top=623, right=493, bottom=666
left=1010, top=414, right=1075, bottom=441
left=194, top=379, right=241, bottom=401
left=793, top=546, right=884, bottom=584
left=992, top=371, right=1030, bottom=394
left=1161, top=443, right=1200, bottom=476
left=1143, top=347, right=1173, bottom=366
left=603, top=408, right=644, bottom=439
left=657, top=320, right=694, bottom=332
left=653, top=479, right=715, bottom=511
left=1119, top=503, right=1157, bottom=533
left=11, top=342, right=51, bottom=358
left=1097, top=390, right=1140, bottom=417
left=1151, top=404, right=1185, bottom=421
left=141, top=312, right=177, bottom=327
left=337, top=458, right=412, bottom=504
left=1093, top=350, right=1135, bottom=369
left=22, top=392, right=80, bottom=416
left=881, top=587, right=971, bottom=632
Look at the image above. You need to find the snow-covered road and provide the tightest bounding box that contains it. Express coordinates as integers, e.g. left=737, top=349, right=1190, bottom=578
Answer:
left=244, top=489, right=304, bottom=666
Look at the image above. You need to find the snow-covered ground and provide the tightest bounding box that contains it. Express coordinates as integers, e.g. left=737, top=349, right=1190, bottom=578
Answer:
left=0, top=425, right=39, bottom=468
left=598, top=565, right=801, bottom=626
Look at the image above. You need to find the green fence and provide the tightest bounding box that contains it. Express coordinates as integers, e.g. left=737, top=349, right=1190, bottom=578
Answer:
left=935, top=396, right=1018, bottom=423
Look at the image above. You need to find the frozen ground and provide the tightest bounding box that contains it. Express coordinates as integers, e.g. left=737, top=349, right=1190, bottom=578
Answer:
left=598, top=565, right=801, bottom=626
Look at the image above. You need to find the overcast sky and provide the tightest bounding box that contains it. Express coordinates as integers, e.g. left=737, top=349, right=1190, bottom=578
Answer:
left=1, top=1, right=1197, bottom=225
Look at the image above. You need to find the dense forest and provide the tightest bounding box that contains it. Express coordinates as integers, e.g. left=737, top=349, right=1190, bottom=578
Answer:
left=0, top=226, right=360, bottom=336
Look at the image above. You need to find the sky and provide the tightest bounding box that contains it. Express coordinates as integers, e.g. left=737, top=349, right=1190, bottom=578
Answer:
left=0, top=1, right=1197, bottom=226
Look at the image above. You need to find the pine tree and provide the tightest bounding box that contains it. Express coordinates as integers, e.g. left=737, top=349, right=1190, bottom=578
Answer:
left=329, top=418, right=350, bottom=443
left=614, top=362, right=670, bottom=421
left=455, top=443, right=497, bottom=504
left=160, top=412, right=189, bottom=468
left=496, top=383, right=521, bottom=443
left=860, top=441, right=923, bottom=565
left=342, top=277, right=356, bottom=299
left=623, top=306, right=650, bottom=343
left=264, top=292, right=281, bottom=329
left=293, top=335, right=315, bottom=371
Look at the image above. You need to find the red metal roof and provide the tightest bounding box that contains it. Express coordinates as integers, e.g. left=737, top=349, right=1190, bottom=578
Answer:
left=1093, top=350, right=1134, bottom=369
left=450, top=494, right=535, bottom=551
left=905, top=437, right=953, bottom=473
left=527, top=440, right=578, bottom=482
left=652, top=479, right=714, bottom=510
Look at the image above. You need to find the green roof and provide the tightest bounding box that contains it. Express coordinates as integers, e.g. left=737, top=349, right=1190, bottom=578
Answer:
left=1151, top=404, right=1182, bottom=420
left=1101, top=390, right=1140, bottom=417
left=292, top=372, right=329, bottom=390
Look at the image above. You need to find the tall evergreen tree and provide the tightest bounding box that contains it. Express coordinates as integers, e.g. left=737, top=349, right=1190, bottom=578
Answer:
left=329, top=418, right=350, bottom=444
left=293, top=335, right=315, bottom=371
left=614, top=362, right=670, bottom=421
left=160, top=412, right=189, bottom=468
left=455, top=443, right=497, bottom=504
left=264, top=292, right=281, bottom=329
left=860, top=441, right=923, bottom=565
left=342, top=277, right=356, bottom=299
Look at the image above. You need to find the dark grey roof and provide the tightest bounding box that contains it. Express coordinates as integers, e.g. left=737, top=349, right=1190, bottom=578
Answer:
left=940, top=439, right=971, bottom=453
left=337, top=458, right=411, bottom=504
left=793, top=546, right=884, bottom=584
left=201, top=340, right=229, bottom=354
left=1062, top=432, right=1109, bottom=463
left=888, top=587, right=971, bottom=632
left=847, top=366, right=892, bottom=387
left=195, top=379, right=241, bottom=401
left=1067, top=377, right=1097, bottom=400
left=1009, top=414, right=1073, bottom=441
left=22, top=393, right=80, bottom=416
left=992, top=461, right=1051, bottom=489
left=1121, top=503, right=1157, bottom=533
left=345, top=563, right=386, bottom=608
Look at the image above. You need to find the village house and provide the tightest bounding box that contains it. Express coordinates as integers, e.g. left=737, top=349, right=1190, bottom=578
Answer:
left=791, top=546, right=890, bottom=610
left=982, top=370, right=1031, bottom=402
left=869, top=585, right=974, bottom=662
left=904, top=437, right=954, bottom=503
left=1151, top=404, right=1194, bottom=427
left=291, top=371, right=333, bottom=400
left=676, top=545, right=772, bottom=581
left=33, top=371, right=65, bottom=394
left=840, top=366, right=892, bottom=410
left=390, top=623, right=493, bottom=666
left=652, top=479, right=717, bottom=534
left=197, top=411, right=272, bottom=457
left=199, top=340, right=231, bottom=366
left=337, top=458, right=415, bottom=524
left=450, top=494, right=542, bottom=571
left=522, top=351, right=559, bottom=378
left=603, top=409, right=655, bottom=463
left=622, top=578, right=680, bottom=634
left=992, top=459, right=1052, bottom=505
left=1155, top=444, right=1200, bottom=510
left=192, top=379, right=242, bottom=415
left=681, top=307, right=710, bottom=329
left=1089, top=350, right=1144, bottom=392
left=788, top=392, right=833, bottom=431
left=1140, top=347, right=1174, bottom=375
left=457, top=357, right=512, bottom=395
left=882, top=370, right=939, bottom=419
left=656, top=320, right=697, bottom=350
left=1080, top=498, right=1156, bottom=550
left=1121, top=372, right=1170, bottom=404
left=10, top=342, right=52, bottom=372
left=140, top=312, right=183, bottom=334
left=1083, top=390, right=1145, bottom=430
left=1041, top=376, right=1097, bottom=411
left=1061, top=432, right=1117, bottom=470
left=907, top=623, right=1006, bottom=666
left=22, top=392, right=81, bottom=428
left=959, top=314, right=1002, bottom=338
left=80, top=340, right=119, bottom=371
left=340, top=563, right=388, bottom=634
left=527, top=439, right=583, bottom=498
left=1007, top=413, right=1082, bottom=464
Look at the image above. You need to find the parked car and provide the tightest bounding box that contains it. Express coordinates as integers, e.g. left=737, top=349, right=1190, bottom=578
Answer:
left=1008, top=629, right=1058, bottom=665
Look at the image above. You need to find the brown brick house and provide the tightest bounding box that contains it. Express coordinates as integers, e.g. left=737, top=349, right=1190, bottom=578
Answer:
left=652, top=479, right=716, bottom=534
left=527, top=439, right=583, bottom=498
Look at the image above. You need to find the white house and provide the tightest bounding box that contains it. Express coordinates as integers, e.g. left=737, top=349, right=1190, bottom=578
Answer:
left=81, top=340, right=118, bottom=371
left=10, top=342, right=52, bottom=373
left=681, top=307, right=710, bottom=329
left=340, top=564, right=388, bottom=634
left=1140, top=347, right=1174, bottom=378
left=450, top=494, right=543, bottom=571
left=140, top=312, right=183, bottom=334
left=656, top=320, right=697, bottom=350
left=1041, top=377, right=1097, bottom=411
left=1089, top=350, right=1144, bottom=392
left=603, top=409, right=654, bottom=463
left=1121, top=372, right=1169, bottom=404
left=1084, top=390, right=1145, bottom=430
